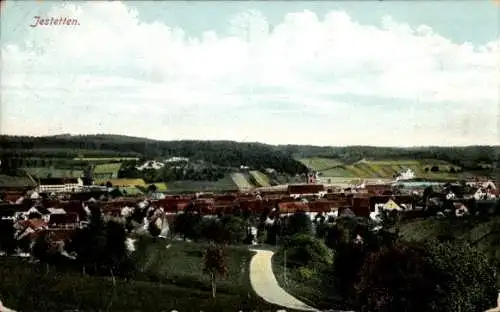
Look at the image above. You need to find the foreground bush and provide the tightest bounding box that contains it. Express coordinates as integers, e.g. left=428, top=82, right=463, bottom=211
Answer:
left=279, top=234, right=333, bottom=268
left=353, top=240, right=498, bottom=312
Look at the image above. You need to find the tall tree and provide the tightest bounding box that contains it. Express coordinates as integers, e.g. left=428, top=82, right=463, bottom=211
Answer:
left=203, top=244, right=228, bottom=299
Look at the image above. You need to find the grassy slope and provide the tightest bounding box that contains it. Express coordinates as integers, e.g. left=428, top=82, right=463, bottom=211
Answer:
left=249, top=170, right=271, bottom=187
left=0, top=240, right=289, bottom=312
left=272, top=252, right=348, bottom=311
left=22, top=167, right=84, bottom=178
left=231, top=172, right=255, bottom=190
left=398, top=216, right=500, bottom=270
left=298, top=157, right=464, bottom=179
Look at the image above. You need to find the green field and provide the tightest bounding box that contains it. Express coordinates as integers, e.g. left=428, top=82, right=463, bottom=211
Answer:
left=249, top=171, right=271, bottom=187
left=298, top=158, right=344, bottom=171
left=74, top=157, right=140, bottom=161
left=94, top=163, right=123, bottom=172
left=0, top=240, right=286, bottom=312
left=93, top=163, right=123, bottom=180
left=164, top=175, right=239, bottom=193
left=231, top=173, right=255, bottom=190
left=298, top=157, right=464, bottom=179
left=22, top=167, right=84, bottom=178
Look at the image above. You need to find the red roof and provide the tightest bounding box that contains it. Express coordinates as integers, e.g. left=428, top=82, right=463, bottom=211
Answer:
left=287, top=184, right=325, bottom=194
left=18, top=218, right=48, bottom=229
left=278, top=201, right=309, bottom=213
left=49, top=213, right=79, bottom=225
left=308, top=200, right=338, bottom=212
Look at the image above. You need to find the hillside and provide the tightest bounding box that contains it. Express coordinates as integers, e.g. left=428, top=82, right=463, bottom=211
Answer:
left=1, top=135, right=498, bottom=188
left=0, top=135, right=308, bottom=176
left=398, top=215, right=500, bottom=270
left=298, top=157, right=495, bottom=180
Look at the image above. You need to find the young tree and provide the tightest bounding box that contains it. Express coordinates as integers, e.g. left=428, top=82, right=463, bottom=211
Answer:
left=203, top=243, right=228, bottom=299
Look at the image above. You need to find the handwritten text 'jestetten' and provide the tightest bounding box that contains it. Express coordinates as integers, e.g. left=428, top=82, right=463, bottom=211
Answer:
left=30, top=16, right=80, bottom=28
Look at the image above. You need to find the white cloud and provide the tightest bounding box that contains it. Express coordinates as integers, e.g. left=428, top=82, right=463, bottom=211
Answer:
left=1, top=1, right=498, bottom=146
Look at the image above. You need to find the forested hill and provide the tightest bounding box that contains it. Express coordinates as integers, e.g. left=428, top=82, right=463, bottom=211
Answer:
left=0, top=135, right=308, bottom=175
left=1, top=135, right=498, bottom=173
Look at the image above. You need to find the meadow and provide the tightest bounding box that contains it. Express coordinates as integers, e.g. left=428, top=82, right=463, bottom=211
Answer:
left=0, top=239, right=288, bottom=312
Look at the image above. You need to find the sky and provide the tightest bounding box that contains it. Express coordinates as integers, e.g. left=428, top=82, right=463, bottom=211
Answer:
left=1, top=0, right=499, bottom=147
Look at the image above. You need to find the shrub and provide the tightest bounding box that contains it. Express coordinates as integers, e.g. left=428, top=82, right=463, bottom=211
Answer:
left=280, top=234, right=333, bottom=269
left=283, top=211, right=312, bottom=237
left=353, top=239, right=497, bottom=312
left=297, top=266, right=315, bottom=280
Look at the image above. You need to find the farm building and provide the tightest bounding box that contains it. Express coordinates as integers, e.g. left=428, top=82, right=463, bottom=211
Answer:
left=37, top=178, right=84, bottom=193
left=287, top=184, right=325, bottom=198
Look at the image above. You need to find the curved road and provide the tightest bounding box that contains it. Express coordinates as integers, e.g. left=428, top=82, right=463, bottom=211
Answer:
left=249, top=249, right=319, bottom=311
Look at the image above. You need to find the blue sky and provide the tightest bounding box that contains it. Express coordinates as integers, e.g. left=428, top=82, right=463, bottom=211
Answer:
left=1, top=0, right=499, bottom=146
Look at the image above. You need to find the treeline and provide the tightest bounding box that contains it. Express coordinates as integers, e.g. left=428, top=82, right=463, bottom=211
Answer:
left=280, top=145, right=500, bottom=169
left=119, top=161, right=230, bottom=182
left=0, top=135, right=308, bottom=175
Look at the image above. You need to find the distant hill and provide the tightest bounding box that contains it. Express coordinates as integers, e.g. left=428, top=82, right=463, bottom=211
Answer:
left=0, top=134, right=308, bottom=176
left=1, top=134, right=498, bottom=181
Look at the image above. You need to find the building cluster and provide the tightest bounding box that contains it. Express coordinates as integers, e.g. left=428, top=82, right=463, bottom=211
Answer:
left=0, top=173, right=498, bottom=258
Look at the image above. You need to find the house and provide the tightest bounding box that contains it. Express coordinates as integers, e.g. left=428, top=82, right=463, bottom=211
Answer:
left=277, top=201, right=309, bottom=214
left=287, top=184, right=325, bottom=198
left=48, top=213, right=80, bottom=229
left=165, top=157, right=189, bottom=163
left=136, top=160, right=165, bottom=171
left=396, top=169, right=415, bottom=181
left=14, top=219, right=48, bottom=241
left=37, top=178, right=84, bottom=193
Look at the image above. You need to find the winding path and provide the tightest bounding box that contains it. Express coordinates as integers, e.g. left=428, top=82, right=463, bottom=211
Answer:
left=249, top=249, right=319, bottom=311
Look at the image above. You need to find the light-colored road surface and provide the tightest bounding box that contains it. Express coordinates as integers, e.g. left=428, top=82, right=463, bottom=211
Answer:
left=249, top=249, right=319, bottom=311
left=0, top=299, right=17, bottom=312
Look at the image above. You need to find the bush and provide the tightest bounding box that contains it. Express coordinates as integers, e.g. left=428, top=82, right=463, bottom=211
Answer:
left=283, top=211, right=312, bottom=237
left=297, top=266, right=315, bottom=280
left=353, top=239, right=498, bottom=312
left=280, top=234, right=333, bottom=269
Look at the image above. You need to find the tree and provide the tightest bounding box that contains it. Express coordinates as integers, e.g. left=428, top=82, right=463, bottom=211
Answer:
left=203, top=244, right=228, bottom=298
left=353, top=239, right=498, bottom=312
left=281, top=234, right=333, bottom=268
left=104, top=220, right=131, bottom=279
left=148, top=218, right=161, bottom=238
left=283, top=211, right=312, bottom=237
left=70, top=205, right=107, bottom=275
left=147, top=184, right=157, bottom=193
left=174, top=212, right=202, bottom=240
left=219, top=215, right=247, bottom=244
left=0, top=220, right=16, bottom=255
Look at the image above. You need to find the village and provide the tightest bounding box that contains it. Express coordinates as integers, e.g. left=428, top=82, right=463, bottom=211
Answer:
left=1, top=164, right=498, bottom=259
